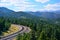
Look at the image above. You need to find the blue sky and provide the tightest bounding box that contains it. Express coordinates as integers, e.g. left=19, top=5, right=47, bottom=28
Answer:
left=0, top=0, right=60, bottom=11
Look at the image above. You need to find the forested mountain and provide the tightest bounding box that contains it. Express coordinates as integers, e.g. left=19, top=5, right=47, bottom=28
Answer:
left=0, top=7, right=60, bottom=24
left=0, top=7, right=60, bottom=19
left=28, top=11, right=60, bottom=19
left=0, top=7, right=14, bottom=13
left=0, top=7, right=39, bottom=19
left=0, top=7, right=60, bottom=40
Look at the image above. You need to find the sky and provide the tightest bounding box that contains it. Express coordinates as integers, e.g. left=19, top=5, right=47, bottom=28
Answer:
left=0, top=0, right=60, bottom=12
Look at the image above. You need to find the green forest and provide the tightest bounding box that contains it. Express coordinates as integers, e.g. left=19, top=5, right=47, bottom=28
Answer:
left=0, top=17, right=11, bottom=35
left=0, top=17, right=60, bottom=40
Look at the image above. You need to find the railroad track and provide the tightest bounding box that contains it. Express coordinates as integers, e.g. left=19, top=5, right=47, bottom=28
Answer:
left=0, top=25, right=31, bottom=40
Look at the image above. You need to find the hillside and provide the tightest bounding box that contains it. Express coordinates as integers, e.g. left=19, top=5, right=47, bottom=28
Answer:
left=0, top=7, right=39, bottom=19
left=0, top=7, right=60, bottom=19
left=28, top=11, right=60, bottom=19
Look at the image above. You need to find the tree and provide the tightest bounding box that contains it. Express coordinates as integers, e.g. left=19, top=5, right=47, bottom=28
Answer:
left=0, top=17, right=11, bottom=35
left=38, top=31, right=49, bottom=40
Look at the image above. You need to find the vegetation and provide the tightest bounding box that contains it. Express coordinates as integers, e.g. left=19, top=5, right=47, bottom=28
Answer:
left=0, top=17, right=11, bottom=35
left=15, top=18, right=60, bottom=40
left=3, top=24, right=20, bottom=36
left=0, top=7, right=60, bottom=40
left=0, top=16, right=60, bottom=40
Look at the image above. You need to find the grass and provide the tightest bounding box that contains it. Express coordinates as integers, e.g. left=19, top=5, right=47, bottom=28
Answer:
left=2, top=24, right=20, bottom=36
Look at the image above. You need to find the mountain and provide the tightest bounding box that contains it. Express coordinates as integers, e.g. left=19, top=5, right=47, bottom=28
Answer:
left=0, top=7, right=15, bottom=17
left=0, top=7, right=60, bottom=19
left=9, top=11, right=39, bottom=19
left=28, top=11, right=60, bottom=19
left=0, top=7, right=14, bottom=13
left=0, top=7, right=39, bottom=19
left=54, top=10, right=60, bottom=14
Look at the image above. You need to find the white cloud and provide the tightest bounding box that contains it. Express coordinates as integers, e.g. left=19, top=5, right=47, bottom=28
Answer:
left=39, top=3, right=60, bottom=11
left=0, top=0, right=60, bottom=11
left=0, top=0, right=37, bottom=11
left=35, top=0, right=50, bottom=3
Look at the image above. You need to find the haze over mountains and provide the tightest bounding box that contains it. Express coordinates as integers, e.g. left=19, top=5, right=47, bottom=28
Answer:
left=0, top=7, right=60, bottom=19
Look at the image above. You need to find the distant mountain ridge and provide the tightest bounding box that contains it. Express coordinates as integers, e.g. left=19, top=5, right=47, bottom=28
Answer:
left=27, top=11, right=60, bottom=19
left=0, top=7, right=38, bottom=19
left=0, top=7, right=14, bottom=13
left=0, top=7, right=60, bottom=19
